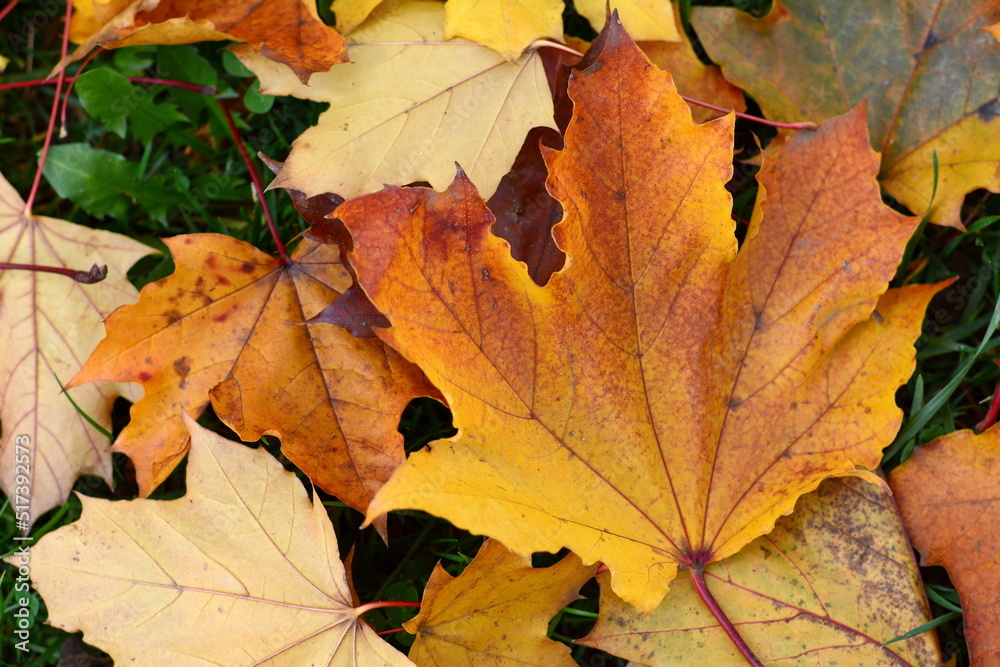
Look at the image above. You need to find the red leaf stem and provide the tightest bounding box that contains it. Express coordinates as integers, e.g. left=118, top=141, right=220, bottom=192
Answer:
left=0, top=262, right=108, bottom=284
left=353, top=600, right=422, bottom=616
left=679, top=95, right=817, bottom=130
left=60, top=49, right=100, bottom=132
left=376, top=627, right=408, bottom=636
left=0, top=0, right=18, bottom=23
left=534, top=39, right=815, bottom=130
left=216, top=100, right=289, bottom=263
left=976, top=363, right=1000, bottom=432
left=0, top=76, right=215, bottom=94
left=23, top=0, right=72, bottom=214
left=689, top=566, right=763, bottom=666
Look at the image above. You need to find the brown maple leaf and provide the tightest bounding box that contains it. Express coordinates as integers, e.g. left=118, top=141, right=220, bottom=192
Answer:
left=333, top=20, right=942, bottom=613
left=69, top=233, right=436, bottom=537
left=890, top=427, right=1000, bottom=667
left=0, top=170, right=155, bottom=525
left=63, top=0, right=346, bottom=83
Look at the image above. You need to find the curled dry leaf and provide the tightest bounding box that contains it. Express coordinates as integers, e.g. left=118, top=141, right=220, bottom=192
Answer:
left=64, top=0, right=346, bottom=82
left=5, top=415, right=414, bottom=666
left=0, top=171, right=154, bottom=526
left=337, top=19, right=941, bottom=613
left=890, top=428, right=1000, bottom=667
left=692, top=0, right=1000, bottom=227
left=405, top=538, right=596, bottom=666
left=239, top=0, right=555, bottom=202
left=582, top=477, right=942, bottom=665
left=69, top=233, right=436, bottom=537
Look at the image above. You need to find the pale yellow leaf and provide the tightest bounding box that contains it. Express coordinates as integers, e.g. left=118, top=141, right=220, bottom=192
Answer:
left=0, top=171, right=153, bottom=525
left=240, top=0, right=555, bottom=201
left=10, top=415, right=414, bottom=666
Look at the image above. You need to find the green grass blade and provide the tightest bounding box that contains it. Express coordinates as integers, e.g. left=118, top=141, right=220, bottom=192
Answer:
left=54, top=373, right=112, bottom=439
left=884, top=290, right=1000, bottom=466
left=882, top=611, right=961, bottom=646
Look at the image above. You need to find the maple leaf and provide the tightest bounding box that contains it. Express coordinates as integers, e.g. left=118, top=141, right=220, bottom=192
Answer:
left=488, top=24, right=745, bottom=287
left=5, top=415, right=414, bottom=666
left=445, top=0, right=563, bottom=61
left=582, top=477, right=943, bottom=665
left=890, top=428, right=1000, bottom=667
left=69, top=233, right=436, bottom=537
left=63, top=0, right=346, bottom=83
left=0, top=171, right=154, bottom=525
left=404, top=538, right=595, bottom=665
left=336, top=21, right=942, bottom=613
left=236, top=0, right=555, bottom=202
left=692, top=0, right=1000, bottom=227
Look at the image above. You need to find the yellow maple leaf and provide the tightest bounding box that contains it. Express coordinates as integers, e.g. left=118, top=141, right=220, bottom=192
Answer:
left=7, top=415, right=414, bottom=666
left=238, top=0, right=555, bottom=201
left=583, top=477, right=943, bottom=664
left=0, top=171, right=154, bottom=526
left=335, top=23, right=942, bottom=613
left=405, top=538, right=595, bottom=665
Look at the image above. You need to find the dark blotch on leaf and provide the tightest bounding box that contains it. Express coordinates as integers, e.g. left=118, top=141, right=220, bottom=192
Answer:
left=976, top=98, right=1000, bottom=122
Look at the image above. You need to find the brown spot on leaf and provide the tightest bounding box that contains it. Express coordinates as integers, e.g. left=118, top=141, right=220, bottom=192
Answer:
left=174, top=356, right=193, bottom=389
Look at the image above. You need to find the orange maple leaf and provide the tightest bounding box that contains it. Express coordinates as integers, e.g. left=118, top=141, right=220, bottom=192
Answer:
left=69, top=234, right=436, bottom=537
left=335, top=21, right=943, bottom=612
left=890, top=428, right=1000, bottom=667
left=64, top=0, right=346, bottom=83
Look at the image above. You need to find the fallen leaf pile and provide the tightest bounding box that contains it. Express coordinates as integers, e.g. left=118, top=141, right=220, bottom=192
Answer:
left=5, top=0, right=1000, bottom=664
